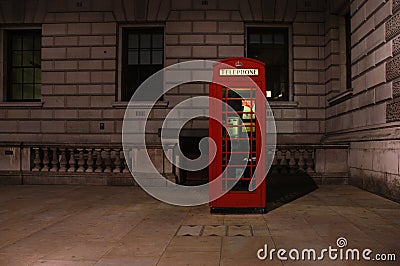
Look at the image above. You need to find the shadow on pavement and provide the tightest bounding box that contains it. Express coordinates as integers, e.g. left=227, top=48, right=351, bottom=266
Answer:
left=266, top=171, right=318, bottom=212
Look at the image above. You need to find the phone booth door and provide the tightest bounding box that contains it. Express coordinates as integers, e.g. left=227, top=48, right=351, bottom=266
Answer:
left=209, top=58, right=266, bottom=213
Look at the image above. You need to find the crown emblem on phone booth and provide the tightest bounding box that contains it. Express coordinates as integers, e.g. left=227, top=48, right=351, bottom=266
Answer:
left=235, top=61, right=243, bottom=67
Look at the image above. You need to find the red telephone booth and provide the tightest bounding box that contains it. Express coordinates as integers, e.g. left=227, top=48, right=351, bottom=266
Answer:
left=209, top=58, right=267, bottom=213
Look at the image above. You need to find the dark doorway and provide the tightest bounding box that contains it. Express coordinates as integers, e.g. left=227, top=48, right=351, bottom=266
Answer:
left=179, top=136, right=209, bottom=186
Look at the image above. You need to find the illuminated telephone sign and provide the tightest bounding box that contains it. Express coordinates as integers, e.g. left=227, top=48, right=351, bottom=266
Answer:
left=209, top=58, right=267, bottom=213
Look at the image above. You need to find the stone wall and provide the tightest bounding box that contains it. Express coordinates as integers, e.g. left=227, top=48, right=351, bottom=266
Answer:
left=0, top=0, right=330, bottom=146
left=349, top=141, right=400, bottom=201
left=0, top=0, right=334, bottom=176
left=323, top=0, right=400, bottom=201
left=2, top=0, right=398, bottom=192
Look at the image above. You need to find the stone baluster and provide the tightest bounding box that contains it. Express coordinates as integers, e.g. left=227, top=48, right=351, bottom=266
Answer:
left=67, top=148, right=76, bottom=172
left=32, top=148, right=41, bottom=171
left=86, top=149, right=94, bottom=172
left=59, top=149, right=67, bottom=172
left=122, top=151, right=129, bottom=173
left=42, top=147, right=50, bottom=171
left=271, top=149, right=278, bottom=174
left=289, top=148, right=297, bottom=174
left=298, top=149, right=306, bottom=171
left=95, top=149, right=103, bottom=172
left=306, top=149, right=314, bottom=173
left=103, top=149, right=112, bottom=173
left=275, top=150, right=282, bottom=173
left=50, top=147, right=59, bottom=172
left=279, top=148, right=288, bottom=174
left=76, top=149, right=85, bottom=172
left=113, top=148, right=121, bottom=173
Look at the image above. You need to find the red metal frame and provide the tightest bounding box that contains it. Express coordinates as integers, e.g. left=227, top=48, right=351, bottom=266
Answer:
left=209, top=58, right=266, bottom=211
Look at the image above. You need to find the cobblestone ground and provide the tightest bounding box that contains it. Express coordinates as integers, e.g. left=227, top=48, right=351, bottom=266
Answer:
left=0, top=185, right=399, bottom=265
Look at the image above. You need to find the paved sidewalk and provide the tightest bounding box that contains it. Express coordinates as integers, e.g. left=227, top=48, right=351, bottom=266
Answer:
left=0, top=185, right=398, bottom=265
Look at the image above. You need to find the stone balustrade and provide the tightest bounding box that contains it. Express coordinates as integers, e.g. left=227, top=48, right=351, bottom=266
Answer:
left=270, top=147, right=315, bottom=174
left=30, top=145, right=315, bottom=174
left=31, top=147, right=130, bottom=173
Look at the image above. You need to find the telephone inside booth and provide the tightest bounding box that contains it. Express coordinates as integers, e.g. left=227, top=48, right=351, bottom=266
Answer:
left=209, top=58, right=267, bottom=213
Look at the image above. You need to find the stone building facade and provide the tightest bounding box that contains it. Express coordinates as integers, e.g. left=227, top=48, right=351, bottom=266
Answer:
left=0, top=0, right=398, bottom=201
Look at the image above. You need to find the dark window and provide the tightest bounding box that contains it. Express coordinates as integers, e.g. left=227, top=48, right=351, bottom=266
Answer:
left=247, top=27, right=289, bottom=101
left=6, top=30, right=41, bottom=101
left=122, top=28, right=164, bottom=101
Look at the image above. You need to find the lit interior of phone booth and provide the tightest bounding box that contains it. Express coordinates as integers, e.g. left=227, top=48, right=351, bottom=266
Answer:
left=209, top=58, right=266, bottom=213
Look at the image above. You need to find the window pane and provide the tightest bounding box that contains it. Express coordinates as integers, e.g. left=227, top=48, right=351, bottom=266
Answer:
left=22, top=51, right=34, bottom=66
left=11, top=84, right=22, bottom=100
left=24, top=68, right=34, bottom=83
left=34, top=35, right=41, bottom=50
left=23, top=84, right=34, bottom=99
left=128, top=50, right=138, bottom=64
left=22, top=35, right=34, bottom=50
left=12, top=69, right=23, bottom=83
left=35, top=68, right=41, bottom=83
left=140, top=34, right=151, bottom=48
left=152, top=34, right=163, bottom=48
left=12, top=52, right=22, bottom=67
left=249, top=34, right=260, bottom=44
left=262, top=34, right=273, bottom=44
left=128, top=34, right=139, bottom=48
left=12, top=36, right=22, bottom=50
left=275, top=33, right=285, bottom=44
left=33, top=51, right=41, bottom=67
left=152, top=50, right=163, bottom=64
left=140, top=50, right=150, bottom=64
left=34, top=84, right=41, bottom=99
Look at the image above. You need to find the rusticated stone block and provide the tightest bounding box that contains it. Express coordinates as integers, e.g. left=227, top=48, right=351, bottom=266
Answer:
left=394, top=0, right=400, bottom=12
left=217, top=46, right=243, bottom=58
left=386, top=55, right=400, bottom=81
left=218, top=22, right=243, bottom=33
left=42, top=24, right=67, bottom=36
left=386, top=97, right=400, bottom=122
left=92, top=23, right=116, bottom=35
left=386, top=12, right=400, bottom=41
left=166, top=22, right=192, bottom=33
left=192, top=46, right=217, bottom=58
left=193, top=22, right=217, bottom=33
left=67, top=23, right=91, bottom=35
left=393, top=81, right=400, bottom=98
left=394, top=36, right=400, bottom=55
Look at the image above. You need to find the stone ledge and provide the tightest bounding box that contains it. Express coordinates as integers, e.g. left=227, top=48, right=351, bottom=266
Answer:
left=311, top=172, right=349, bottom=185
left=112, top=101, right=169, bottom=109
left=327, top=89, right=353, bottom=106
left=0, top=102, right=43, bottom=109
left=0, top=172, right=22, bottom=185
left=323, top=122, right=400, bottom=143
left=269, top=101, right=299, bottom=108
left=0, top=171, right=137, bottom=186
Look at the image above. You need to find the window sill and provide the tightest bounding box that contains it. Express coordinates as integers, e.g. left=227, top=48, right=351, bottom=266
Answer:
left=112, top=101, right=169, bottom=109
left=0, top=102, right=43, bottom=109
left=269, top=101, right=299, bottom=108
left=327, top=89, right=353, bottom=106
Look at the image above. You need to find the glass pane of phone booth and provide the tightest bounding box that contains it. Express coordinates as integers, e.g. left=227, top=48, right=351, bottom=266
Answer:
left=221, top=87, right=257, bottom=192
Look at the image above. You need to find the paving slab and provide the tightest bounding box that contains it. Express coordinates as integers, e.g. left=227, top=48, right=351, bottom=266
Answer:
left=0, top=185, right=398, bottom=265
